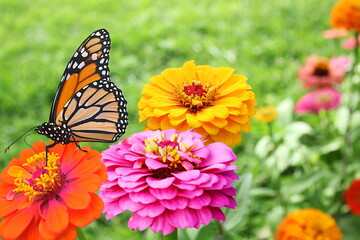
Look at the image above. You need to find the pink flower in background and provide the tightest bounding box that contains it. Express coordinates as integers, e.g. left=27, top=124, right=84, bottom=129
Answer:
left=342, top=35, right=360, bottom=49
left=99, top=129, right=238, bottom=235
left=323, top=28, right=348, bottom=39
left=295, top=88, right=341, bottom=114
left=298, top=56, right=350, bottom=89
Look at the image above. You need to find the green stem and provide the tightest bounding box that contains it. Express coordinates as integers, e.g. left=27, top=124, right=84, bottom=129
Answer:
left=77, top=228, right=87, bottom=240
left=337, top=32, right=360, bottom=216
left=163, top=229, right=178, bottom=240
left=268, top=121, right=274, bottom=143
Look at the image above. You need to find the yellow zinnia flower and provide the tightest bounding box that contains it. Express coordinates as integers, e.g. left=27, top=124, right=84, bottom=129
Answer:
left=275, top=208, right=342, bottom=240
left=138, top=60, right=257, bottom=146
left=255, top=106, right=278, bottom=123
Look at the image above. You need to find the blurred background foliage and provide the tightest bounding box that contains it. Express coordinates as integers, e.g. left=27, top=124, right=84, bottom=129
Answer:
left=2, top=0, right=359, bottom=239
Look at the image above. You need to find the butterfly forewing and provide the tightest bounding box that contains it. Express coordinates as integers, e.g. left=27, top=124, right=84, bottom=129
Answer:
left=50, top=29, right=111, bottom=122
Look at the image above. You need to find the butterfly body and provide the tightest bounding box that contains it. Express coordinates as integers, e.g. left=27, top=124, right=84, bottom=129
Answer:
left=36, top=29, right=128, bottom=146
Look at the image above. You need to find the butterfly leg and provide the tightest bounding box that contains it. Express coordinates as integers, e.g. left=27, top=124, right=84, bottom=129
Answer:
left=45, top=142, right=57, bottom=166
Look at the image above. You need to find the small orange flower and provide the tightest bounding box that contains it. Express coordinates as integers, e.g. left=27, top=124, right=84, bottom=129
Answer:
left=275, top=208, right=342, bottom=240
left=330, top=0, right=360, bottom=32
left=138, top=60, right=257, bottom=146
left=255, top=106, right=278, bottom=123
left=0, top=142, right=107, bottom=240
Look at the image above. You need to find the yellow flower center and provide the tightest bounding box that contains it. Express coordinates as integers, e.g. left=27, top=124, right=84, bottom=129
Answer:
left=9, top=152, right=65, bottom=203
left=313, top=61, right=329, bottom=76
left=144, top=133, right=198, bottom=178
left=174, top=80, right=217, bottom=113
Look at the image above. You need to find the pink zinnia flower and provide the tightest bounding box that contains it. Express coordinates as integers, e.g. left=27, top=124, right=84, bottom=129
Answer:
left=295, top=88, right=341, bottom=114
left=298, top=56, right=350, bottom=89
left=323, top=28, right=348, bottom=39
left=342, top=35, right=360, bottom=49
left=99, top=129, right=238, bottom=235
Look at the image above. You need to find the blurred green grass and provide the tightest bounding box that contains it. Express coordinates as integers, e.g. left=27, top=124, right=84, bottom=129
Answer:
left=0, top=0, right=340, bottom=238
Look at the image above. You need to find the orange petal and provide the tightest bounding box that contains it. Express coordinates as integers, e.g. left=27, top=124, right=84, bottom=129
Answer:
left=0, top=198, right=22, bottom=217
left=58, top=224, right=77, bottom=240
left=68, top=193, right=103, bottom=227
left=186, top=113, right=202, bottom=128
left=46, top=200, right=69, bottom=234
left=39, top=218, right=58, bottom=240
left=61, top=189, right=91, bottom=210
left=0, top=207, right=35, bottom=239
left=68, top=174, right=101, bottom=192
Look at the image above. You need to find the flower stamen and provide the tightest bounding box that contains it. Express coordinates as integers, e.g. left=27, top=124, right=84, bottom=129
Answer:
left=10, top=152, right=65, bottom=202
left=174, top=80, right=217, bottom=113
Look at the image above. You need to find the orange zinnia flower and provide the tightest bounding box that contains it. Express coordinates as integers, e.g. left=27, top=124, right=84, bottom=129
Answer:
left=138, top=60, right=257, bottom=146
left=344, top=179, right=360, bottom=215
left=0, top=142, right=107, bottom=240
left=330, top=0, right=360, bottom=32
left=275, top=208, right=342, bottom=240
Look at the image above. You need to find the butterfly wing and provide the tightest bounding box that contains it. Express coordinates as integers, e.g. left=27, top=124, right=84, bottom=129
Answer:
left=55, top=78, right=128, bottom=142
left=50, top=29, right=111, bottom=122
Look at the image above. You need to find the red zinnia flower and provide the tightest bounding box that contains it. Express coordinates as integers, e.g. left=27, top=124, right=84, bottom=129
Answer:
left=0, top=142, right=107, bottom=240
left=345, top=179, right=360, bottom=215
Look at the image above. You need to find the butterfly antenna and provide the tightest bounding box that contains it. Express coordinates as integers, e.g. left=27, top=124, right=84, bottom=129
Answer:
left=4, top=126, right=37, bottom=153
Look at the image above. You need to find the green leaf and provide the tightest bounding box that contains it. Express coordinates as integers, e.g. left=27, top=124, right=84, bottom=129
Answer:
left=224, top=174, right=252, bottom=230
left=194, top=222, right=218, bottom=240
left=281, top=171, right=325, bottom=196
left=338, top=215, right=360, bottom=240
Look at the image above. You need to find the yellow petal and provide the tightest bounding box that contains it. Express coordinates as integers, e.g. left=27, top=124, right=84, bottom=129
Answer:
left=148, top=97, right=179, bottom=107
left=146, top=117, right=161, bottom=130
left=162, top=68, right=184, bottom=85
left=183, top=60, right=196, bottom=81
left=196, top=108, right=215, bottom=122
left=149, top=76, right=177, bottom=93
left=224, top=119, right=242, bottom=133
left=211, top=117, right=228, bottom=128
left=168, top=107, right=188, bottom=118
left=202, top=122, right=219, bottom=135
left=186, top=113, right=202, bottom=128
left=213, top=97, right=243, bottom=108
left=142, top=83, right=172, bottom=96
left=211, top=105, right=229, bottom=118
left=160, top=117, right=173, bottom=130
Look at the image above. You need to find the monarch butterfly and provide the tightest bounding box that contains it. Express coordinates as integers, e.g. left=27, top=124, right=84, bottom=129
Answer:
left=34, top=29, right=128, bottom=150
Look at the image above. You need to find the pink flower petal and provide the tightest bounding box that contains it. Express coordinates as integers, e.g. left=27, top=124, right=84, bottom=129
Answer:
left=137, top=201, right=165, bottom=217
left=147, top=177, right=175, bottom=189
left=160, top=196, right=189, bottom=210
left=128, top=213, right=154, bottom=231
left=149, top=186, right=178, bottom=200
left=129, top=190, right=157, bottom=204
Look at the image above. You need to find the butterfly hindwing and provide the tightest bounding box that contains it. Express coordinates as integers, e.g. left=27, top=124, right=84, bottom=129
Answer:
left=50, top=29, right=111, bottom=122
left=55, top=78, right=128, bottom=143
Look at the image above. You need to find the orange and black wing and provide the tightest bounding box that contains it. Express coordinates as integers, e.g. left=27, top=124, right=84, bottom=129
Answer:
left=50, top=29, right=111, bottom=122
left=55, top=78, right=128, bottom=142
